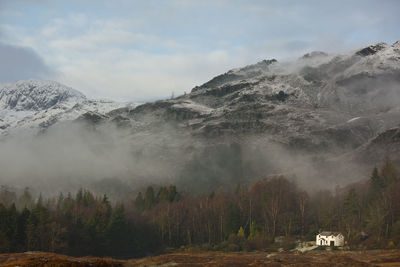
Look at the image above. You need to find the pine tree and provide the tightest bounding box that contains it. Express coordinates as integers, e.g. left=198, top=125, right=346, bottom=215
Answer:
left=6, top=204, right=18, bottom=250
left=0, top=203, right=10, bottom=252
left=15, top=207, right=30, bottom=251
left=342, top=188, right=360, bottom=240
left=368, top=167, right=384, bottom=203
left=18, top=187, right=33, bottom=210
left=106, top=204, right=131, bottom=257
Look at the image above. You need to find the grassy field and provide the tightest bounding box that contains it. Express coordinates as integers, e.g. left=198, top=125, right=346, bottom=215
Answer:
left=1, top=250, right=400, bottom=266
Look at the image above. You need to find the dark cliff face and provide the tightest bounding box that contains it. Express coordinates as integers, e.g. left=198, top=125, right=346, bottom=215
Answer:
left=355, top=43, right=388, bottom=57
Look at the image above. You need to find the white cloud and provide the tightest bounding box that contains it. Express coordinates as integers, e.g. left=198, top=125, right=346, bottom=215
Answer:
left=1, top=1, right=398, bottom=101
left=0, top=13, right=353, bottom=101
left=56, top=49, right=248, bottom=101
left=1, top=14, right=269, bottom=101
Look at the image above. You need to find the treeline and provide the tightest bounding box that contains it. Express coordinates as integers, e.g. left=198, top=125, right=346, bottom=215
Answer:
left=0, top=158, right=399, bottom=258
left=0, top=189, right=159, bottom=258
left=136, top=158, right=400, bottom=251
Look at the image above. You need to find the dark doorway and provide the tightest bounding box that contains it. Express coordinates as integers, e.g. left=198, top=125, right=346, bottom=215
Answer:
left=330, top=241, right=334, bottom=246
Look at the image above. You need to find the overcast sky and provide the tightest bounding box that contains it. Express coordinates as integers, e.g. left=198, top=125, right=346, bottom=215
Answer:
left=0, top=0, right=399, bottom=102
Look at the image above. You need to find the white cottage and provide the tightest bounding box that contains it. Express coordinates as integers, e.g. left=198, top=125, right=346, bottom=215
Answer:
left=316, top=231, right=344, bottom=246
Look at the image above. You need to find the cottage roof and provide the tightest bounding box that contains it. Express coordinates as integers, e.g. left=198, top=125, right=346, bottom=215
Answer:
left=319, top=231, right=341, bottom=237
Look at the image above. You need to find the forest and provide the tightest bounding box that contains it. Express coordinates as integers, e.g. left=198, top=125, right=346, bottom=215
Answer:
left=0, top=157, right=399, bottom=259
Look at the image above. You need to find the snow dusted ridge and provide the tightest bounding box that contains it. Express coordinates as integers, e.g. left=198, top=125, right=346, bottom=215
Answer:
left=0, top=79, right=86, bottom=111
left=105, top=41, right=400, bottom=160
left=0, top=79, right=134, bottom=136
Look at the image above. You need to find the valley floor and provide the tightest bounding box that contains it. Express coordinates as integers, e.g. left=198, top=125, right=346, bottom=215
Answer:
left=1, top=250, right=400, bottom=267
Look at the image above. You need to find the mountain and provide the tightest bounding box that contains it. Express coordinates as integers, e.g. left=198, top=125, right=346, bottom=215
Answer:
left=76, top=41, right=399, bottom=189
left=1, top=41, right=399, bottom=191
left=101, top=41, right=399, bottom=145
left=0, top=79, right=132, bottom=136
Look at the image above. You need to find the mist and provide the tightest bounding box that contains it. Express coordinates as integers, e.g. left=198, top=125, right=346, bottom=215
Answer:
left=0, top=121, right=187, bottom=197
left=0, top=114, right=370, bottom=199
left=2, top=46, right=399, bottom=199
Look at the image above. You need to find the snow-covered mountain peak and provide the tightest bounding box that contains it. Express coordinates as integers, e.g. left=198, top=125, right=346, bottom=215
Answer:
left=0, top=79, right=86, bottom=111
left=0, top=79, right=134, bottom=136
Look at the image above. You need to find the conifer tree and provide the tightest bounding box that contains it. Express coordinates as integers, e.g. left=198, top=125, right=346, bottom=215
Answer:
left=368, top=167, right=384, bottom=203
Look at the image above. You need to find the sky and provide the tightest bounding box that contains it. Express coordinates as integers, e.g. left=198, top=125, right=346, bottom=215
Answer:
left=0, top=0, right=399, bottom=102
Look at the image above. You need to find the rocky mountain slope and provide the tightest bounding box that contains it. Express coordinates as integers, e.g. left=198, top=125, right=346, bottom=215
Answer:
left=100, top=41, right=400, bottom=152
left=81, top=41, right=400, bottom=188
left=0, top=79, right=132, bottom=136
left=1, top=41, right=399, bottom=191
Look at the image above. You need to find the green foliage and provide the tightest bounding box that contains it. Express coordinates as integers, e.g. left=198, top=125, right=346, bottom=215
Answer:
left=224, top=203, right=240, bottom=238
left=18, top=187, right=33, bottom=209
left=343, top=188, right=360, bottom=220
left=365, top=201, right=386, bottom=241
left=157, top=185, right=180, bottom=203
left=248, top=221, right=259, bottom=240
left=237, top=226, right=245, bottom=239
left=135, top=185, right=180, bottom=212
left=368, top=167, right=384, bottom=203
left=342, top=188, right=361, bottom=240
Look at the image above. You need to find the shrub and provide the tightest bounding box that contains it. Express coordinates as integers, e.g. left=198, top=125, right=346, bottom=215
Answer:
left=228, top=233, right=239, bottom=245
left=201, top=243, right=213, bottom=251
left=227, top=243, right=240, bottom=252
left=387, top=241, right=395, bottom=249
left=247, top=236, right=267, bottom=251
left=218, top=241, right=229, bottom=251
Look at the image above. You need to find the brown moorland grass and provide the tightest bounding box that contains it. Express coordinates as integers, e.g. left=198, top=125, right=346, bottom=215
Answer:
left=1, top=250, right=400, bottom=266
left=0, top=252, right=124, bottom=267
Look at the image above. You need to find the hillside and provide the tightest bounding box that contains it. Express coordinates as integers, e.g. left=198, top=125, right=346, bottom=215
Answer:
left=76, top=41, right=400, bottom=189
left=0, top=41, right=399, bottom=191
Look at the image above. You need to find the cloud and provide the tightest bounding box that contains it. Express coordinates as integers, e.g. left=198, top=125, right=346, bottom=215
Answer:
left=0, top=42, right=53, bottom=82
left=1, top=14, right=319, bottom=101
left=56, top=48, right=246, bottom=102
left=1, top=1, right=399, bottom=101
left=2, top=15, right=255, bottom=101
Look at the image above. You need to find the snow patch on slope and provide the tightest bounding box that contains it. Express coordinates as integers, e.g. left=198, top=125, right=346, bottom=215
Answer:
left=0, top=80, right=135, bottom=136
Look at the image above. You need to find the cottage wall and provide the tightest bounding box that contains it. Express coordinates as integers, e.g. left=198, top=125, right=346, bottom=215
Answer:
left=316, top=233, right=344, bottom=246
